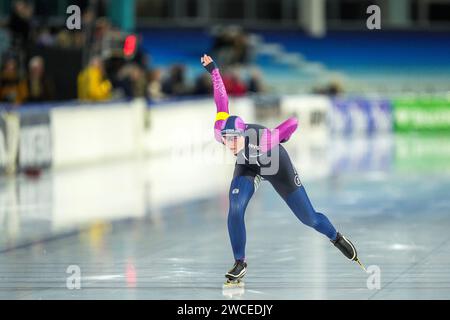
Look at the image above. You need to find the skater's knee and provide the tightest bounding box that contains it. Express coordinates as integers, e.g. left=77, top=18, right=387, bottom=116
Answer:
left=228, top=201, right=245, bottom=222
left=228, top=177, right=253, bottom=218
left=306, top=212, right=329, bottom=231
left=309, top=217, right=320, bottom=229
left=295, top=209, right=321, bottom=229
left=229, top=177, right=254, bottom=201
left=301, top=214, right=319, bottom=229
left=229, top=202, right=243, bottom=213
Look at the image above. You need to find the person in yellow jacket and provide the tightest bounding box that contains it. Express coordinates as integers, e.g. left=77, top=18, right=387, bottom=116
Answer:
left=78, top=56, right=112, bottom=101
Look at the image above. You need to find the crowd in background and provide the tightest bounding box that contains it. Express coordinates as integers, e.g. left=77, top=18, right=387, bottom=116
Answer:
left=0, top=54, right=54, bottom=104
left=0, top=0, right=266, bottom=106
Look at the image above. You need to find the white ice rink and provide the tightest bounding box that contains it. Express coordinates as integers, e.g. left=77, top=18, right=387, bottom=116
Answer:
left=1, top=133, right=450, bottom=299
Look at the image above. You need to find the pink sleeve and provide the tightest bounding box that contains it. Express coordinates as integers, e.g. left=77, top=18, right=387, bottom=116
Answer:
left=214, top=120, right=225, bottom=143
left=211, top=68, right=229, bottom=114
left=260, top=117, right=298, bottom=153
left=211, top=68, right=229, bottom=143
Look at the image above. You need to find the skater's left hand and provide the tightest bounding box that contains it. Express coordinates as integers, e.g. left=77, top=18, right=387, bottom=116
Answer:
left=201, top=54, right=217, bottom=73
left=201, top=54, right=213, bottom=67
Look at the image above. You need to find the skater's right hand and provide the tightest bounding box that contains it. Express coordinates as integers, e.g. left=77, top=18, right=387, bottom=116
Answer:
left=201, top=54, right=216, bottom=73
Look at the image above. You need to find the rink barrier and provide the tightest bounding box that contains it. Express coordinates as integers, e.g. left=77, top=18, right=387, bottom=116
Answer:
left=19, top=109, right=53, bottom=171
left=144, top=96, right=256, bottom=155
left=280, top=95, right=331, bottom=134
left=393, top=97, right=450, bottom=132
left=0, top=94, right=398, bottom=176
left=0, top=99, right=146, bottom=173
left=0, top=112, right=20, bottom=175
left=51, top=99, right=145, bottom=169
left=0, top=115, right=6, bottom=173
left=329, top=97, right=393, bottom=135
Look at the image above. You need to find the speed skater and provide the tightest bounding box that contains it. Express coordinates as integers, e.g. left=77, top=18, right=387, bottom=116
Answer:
left=200, top=54, right=364, bottom=285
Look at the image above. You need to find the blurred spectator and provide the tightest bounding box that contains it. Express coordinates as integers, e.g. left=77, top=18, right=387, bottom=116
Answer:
left=2, top=5, right=264, bottom=105
left=7, top=0, right=34, bottom=48
left=24, top=56, right=55, bottom=103
left=147, top=69, right=165, bottom=100
left=35, top=27, right=55, bottom=47
left=105, top=56, right=127, bottom=86
left=162, top=64, right=188, bottom=96
left=247, top=68, right=265, bottom=94
left=73, top=31, right=86, bottom=48
left=130, top=66, right=147, bottom=98
left=211, top=26, right=251, bottom=67
left=116, top=64, right=147, bottom=99
left=0, top=57, right=27, bottom=105
left=313, top=78, right=344, bottom=97
left=130, top=35, right=150, bottom=70
left=94, top=17, right=112, bottom=43
left=193, top=72, right=212, bottom=96
left=233, top=33, right=250, bottom=64
left=113, top=65, right=132, bottom=98
left=223, top=68, right=247, bottom=97
left=53, top=29, right=85, bottom=49
left=212, top=27, right=235, bottom=66
left=55, top=30, right=73, bottom=49
left=77, top=56, right=112, bottom=101
left=92, top=18, right=124, bottom=57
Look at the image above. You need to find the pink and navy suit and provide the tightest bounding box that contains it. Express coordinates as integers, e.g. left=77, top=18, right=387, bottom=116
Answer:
left=205, top=62, right=338, bottom=261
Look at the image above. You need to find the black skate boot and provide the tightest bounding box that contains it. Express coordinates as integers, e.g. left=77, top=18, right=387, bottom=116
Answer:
left=331, top=232, right=366, bottom=271
left=225, top=260, right=247, bottom=282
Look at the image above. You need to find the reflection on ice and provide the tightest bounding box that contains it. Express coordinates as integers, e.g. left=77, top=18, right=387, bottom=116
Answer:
left=388, top=244, right=427, bottom=251
left=83, top=275, right=124, bottom=280
left=1, top=130, right=450, bottom=299
left=1, top=133, right=450, bottom=251
left=222, top=285, right=245, bottom=299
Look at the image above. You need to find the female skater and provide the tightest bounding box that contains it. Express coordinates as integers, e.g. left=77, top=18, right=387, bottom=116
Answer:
left=200, top=54, right=363, bottom=285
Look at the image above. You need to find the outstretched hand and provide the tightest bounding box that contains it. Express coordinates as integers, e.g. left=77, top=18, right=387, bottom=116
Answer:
left=201, top=54, right=213, bottom=67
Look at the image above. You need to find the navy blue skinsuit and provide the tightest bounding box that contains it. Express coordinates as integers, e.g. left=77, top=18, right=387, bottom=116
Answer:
left=228, top=124, right=338, bottom=261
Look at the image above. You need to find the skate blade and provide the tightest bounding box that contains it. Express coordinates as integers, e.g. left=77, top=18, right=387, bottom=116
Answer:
left=354, top=258, right=366, bottom=272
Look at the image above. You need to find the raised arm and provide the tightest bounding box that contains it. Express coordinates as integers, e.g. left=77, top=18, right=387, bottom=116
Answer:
left=201, top=54, right=230, bottom=142
left=260, top=117, right=298, bottom=153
